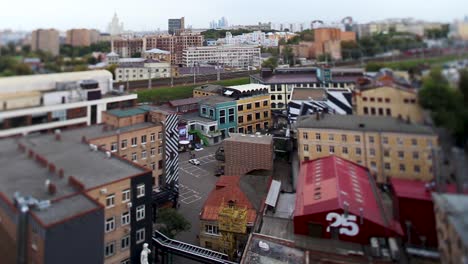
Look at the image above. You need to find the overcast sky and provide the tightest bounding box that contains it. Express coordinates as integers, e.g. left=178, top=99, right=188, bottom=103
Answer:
left=1, top=0, right=467, bottom=31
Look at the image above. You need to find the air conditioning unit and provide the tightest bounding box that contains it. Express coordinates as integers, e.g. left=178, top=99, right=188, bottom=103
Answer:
left=100, top=188, right=108, bottom=195
left=127, top=202, right=132, bottom=208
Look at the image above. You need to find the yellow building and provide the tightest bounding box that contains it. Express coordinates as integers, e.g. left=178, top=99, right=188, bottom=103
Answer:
left=355, top=85, right=425, bottom=124
left=296, top=114, right=438, bottom=183
left=236, top=94, right=271, bottom=134
left=193, top=84, right=224, bottom=98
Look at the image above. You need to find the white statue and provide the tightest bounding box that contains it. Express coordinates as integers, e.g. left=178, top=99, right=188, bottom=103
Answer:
left=140, top=243, right=151, bottom=264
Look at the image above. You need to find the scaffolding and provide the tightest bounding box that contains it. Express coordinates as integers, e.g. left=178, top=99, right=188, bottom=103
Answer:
left=218, top=200, right=248, bottom=259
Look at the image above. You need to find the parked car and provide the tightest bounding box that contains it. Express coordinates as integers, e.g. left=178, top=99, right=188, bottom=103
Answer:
left=189, top=159, right=200, bottom=165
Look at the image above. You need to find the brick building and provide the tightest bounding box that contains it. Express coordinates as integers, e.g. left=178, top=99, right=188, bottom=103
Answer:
left=31, top=29, right=59, bottom=56
left=66, top=29, right=100, bottom=47
left=223, top=133, right=274, bottom=176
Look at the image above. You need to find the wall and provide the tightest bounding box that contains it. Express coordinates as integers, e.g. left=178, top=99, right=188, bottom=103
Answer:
left=224, top=136, right=274, bottom=176
left=236, top=95, right=271, bottom=134
left=44, top=206, right=104, bottom=264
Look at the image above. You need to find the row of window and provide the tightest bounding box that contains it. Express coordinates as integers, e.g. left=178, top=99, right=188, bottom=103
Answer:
left=363, top=107, right=392, bottom=116
left=238, top=111, right=269, bottom=123
left=110, top=132, right=162, bottom=152
left=237, top=122, right=268, bottom=134
left=269, top=82, right=349, bottom=91
left=303, top=132, right=432, bottom=146
left=362, top=96, right=417, bottom=104
left=104, top=228, right=146, bottom=258
left=105, top=184, right=145, bottom=209
left=105, top=205, right=145, bottom=232
left=237, top=100, right=268, bottom=111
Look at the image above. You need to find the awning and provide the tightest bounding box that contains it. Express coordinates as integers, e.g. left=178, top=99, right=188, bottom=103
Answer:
left=224, top=90, right=234, bottom=96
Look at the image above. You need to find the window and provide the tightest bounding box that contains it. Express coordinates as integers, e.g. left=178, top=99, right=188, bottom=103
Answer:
left=121, top=139, right=128, bottom=149
left=363, top=107, right=369, bottom=114
left=158, top=132, right=162, bottom=140
left=131, top=152, right=137, bottom=162
left=205, top=224, right=219, bottom=235
left=342, top=147, right=348, bottom=154
left=304, top=144, right=309, bottom=151
left=141, top=135, right=147, bottom=144
left=328, top=134, right=334, bottom=141
left=414, top=165, right=421, bottom=173
left=397, top=137, right=403, bottom=145
left=106, top=194, right=115, bottom=208
left=246, top=104, right=252, bottom=110
left=370, top=161, right=377, bottom=169
left=370, top=97, right=375, bottom=102
left=369, top=136, right=375, bottom=143
left=151, top=148, right=155, bottom=156
left=277, top=95, right=283, bottom=100
left=413, top=152, right=419, bottom=160
left=255, top=112, right=260, bottom=120
left=122, top=212, right=130, bottom=226
left=370, top=148, right=376, bottom=157
left=270, top=85, right=276, bottom=92
left=136, top=205, right=145, bottom=221
left=202, top=107, right=207, bottom=114
left=315, top=133, right=321, bottom=140
left=385, top=98, right=390, bottom=103
left=384, top=163, right=391, bottom=170
left=399, top=164, right=406, bottom=172
left=329, top=146, right=335, bottom=153
left=411, top=139, right=418, bottom=146
left=122, top=189, right=130, bottom=203
left=263, top=100, right=268, bottom=106
left=136, top=228, right=145, bottom=244
left=151, top=162, right=156, bottom=170
left=271, top=95, right=276, bottom=100
left=384, top=150, right=390, bottom=157
left=141, top=150, right=147, bottom=160
left=111, top=142, right=118, bottom=152
left=341, top=135, right=347, bottom=142
left=131, top=137, right=137, bottom=147
left=316, top=145, right=322, bottom=152
left=398, top=151, right=404, bottom=159
left=371, top=108, right=376, bottom=115
left=363, top=97, right=368, bottom=101
left=303, top=132, right=308, bottom=140
left=247, top=114, right=252, bottom=122
left=105, top=241, right=115, bottom=257
left=105, top=217, right=115, bottom=232
left=356, top=148, right=362, bottom=155
left=137, top=184, right=145, bottom=198
left=255, top=102, right=260, bottom=108
left=383, top=137, right=388, bottom=144
left=121, top=235, right=130, bottom=250
left=158, top=146, right=162, bottom=155
left=238, top=116, right=244, bottom=123
left=354, top=135, right=360, bottom=142
left=263, top=111, right=269, bottom=118
left=238, top=105, right=244, bottom=111
left=386, top=109, right=391, bottom=116
left=150, top=133, right=155, bottom=142
left=378, top=108, right=384, bottom=115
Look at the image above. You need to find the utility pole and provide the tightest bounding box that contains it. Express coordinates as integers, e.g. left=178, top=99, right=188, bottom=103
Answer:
left=170, top=65, right=174, bottom=87
left=147, top=68, right=152, bottom=90
left=216, top=62, right=220, bottom=81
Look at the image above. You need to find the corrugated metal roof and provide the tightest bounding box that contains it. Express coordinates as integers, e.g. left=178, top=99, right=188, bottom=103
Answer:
left=265, top=180, right=281, bottom=207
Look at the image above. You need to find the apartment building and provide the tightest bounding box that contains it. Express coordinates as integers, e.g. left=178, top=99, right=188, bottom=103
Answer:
left=432, top=194, right=468, bottom=264
left=182, top=45, right=261, bottom=69
left=199, top=96, right=237, bottom=140
left=142, top=48, right=171, bottom=61
left=168, top=17, right=185, bottom=35
left=66, top=29, right=100, bottom=47
left=113, top=33, right=204, bottom=65
left=31, top=29, right=59, bottom=56
left=354, top=73, right=425, bottom=124
left=251, top=67, right=363, bottom=110
left=295, top=114, right=438, bottom=183
left=0, top=70, right=137, bottom=138
left=0, top=130, right=153, bottom=264
left=115, top=59, right=172, bottom=82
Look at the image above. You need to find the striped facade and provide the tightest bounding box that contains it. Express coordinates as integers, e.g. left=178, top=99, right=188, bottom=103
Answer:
left=288, top=90, right=352, bottom=123
left=163, top=114, right=180, bottom=191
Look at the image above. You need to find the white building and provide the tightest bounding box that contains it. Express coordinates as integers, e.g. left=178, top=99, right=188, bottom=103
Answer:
left=182, top=45, right=261, bottom=69
left=0, top=70, right=137, bottom=138
left=142, top=48, right=171, bottom=61
left=107, top=13, right=124, bottom=36
left=217, top=31, right=279, bottom=47
left=115, top=59, right=171, bottom=82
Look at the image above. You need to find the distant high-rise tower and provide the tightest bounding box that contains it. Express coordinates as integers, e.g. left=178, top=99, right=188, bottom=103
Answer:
left=168, top=17, right=185, bottom=35
left=31, top=29, right=59, bottom=56
left=107, top=13, right=124, bottom=36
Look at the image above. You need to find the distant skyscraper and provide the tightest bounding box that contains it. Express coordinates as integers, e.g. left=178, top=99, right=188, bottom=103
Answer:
left=107, top=13, right=124, bottom=36
left=168, top=17, right=185, bottom=35
left=31, top=29, right=59, bottom=56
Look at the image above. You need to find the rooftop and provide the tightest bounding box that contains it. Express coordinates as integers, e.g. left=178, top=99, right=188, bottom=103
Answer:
left=295, top=114, right=435, bottom=135
left=432, top=193, right=468, bottom=246
left=200, top=176, right=257, bottom=224
left=224, top=133, right=273, bottom=145
left=226, top=83, right=269, bottom=93
left=180, top=111, right=216, bottom=123
left=193, top=84, right=224, bottom=93
left=290, top=88, right=327, bottom=101
left=144, top=48, right=170, bottom=54
left=295, top=156, right=401, bottom=234
left=168, top=97, right=205, bottom=107
left=199, top=95, right=236, bottom=106
left=106, top=107, right=149, bottom=117
left=391, top=178, right=460, bottom=201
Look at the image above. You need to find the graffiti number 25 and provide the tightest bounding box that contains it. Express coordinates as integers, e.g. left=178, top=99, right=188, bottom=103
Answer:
left=325, top=212, right=359, bottom=236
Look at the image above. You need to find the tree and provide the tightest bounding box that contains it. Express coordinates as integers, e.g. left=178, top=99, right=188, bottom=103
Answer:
left=281, top=46, right=294, bottom=66
left=458, top=69, right=468, bottom=105
left=317, top=53, right=332, bottom=62
left=131, top=52, right=141, bottom=58
left=106, top=64, right=117, bottom=79
left=341, top=41, right=361, bottom=60
left=261, top=57, right=278, bottom=70
left=156, top=208, right=191, bottom=239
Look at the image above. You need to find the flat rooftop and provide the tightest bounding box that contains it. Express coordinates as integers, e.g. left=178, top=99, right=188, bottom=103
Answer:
left=199, top=95, right=236, bottom=106
left=295, top=114, right=435, bottom=135
left=226, top=83, right=269, bottom=93
left=224, top=133, right=273, bottom=145
left=432, top=193, right=468, bottom=246
left=193, top=84, right=224, bottom=93
left=180, top=111, right=216, bottom=123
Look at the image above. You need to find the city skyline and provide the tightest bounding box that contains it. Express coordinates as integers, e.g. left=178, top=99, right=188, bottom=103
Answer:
left=0, top=0, right=466, bottom=31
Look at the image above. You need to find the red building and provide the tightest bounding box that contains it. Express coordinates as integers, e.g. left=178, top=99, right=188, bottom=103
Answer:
left=294, top=156, right=403, bottom=244
left=390, top=178, right=459, bottom=248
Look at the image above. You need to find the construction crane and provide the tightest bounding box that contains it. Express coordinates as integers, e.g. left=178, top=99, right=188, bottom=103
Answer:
left=218, top=200, right=248, bottom=260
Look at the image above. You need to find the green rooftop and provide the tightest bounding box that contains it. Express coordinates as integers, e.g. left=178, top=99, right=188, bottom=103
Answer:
left=106, top=107, right=150, bottom=118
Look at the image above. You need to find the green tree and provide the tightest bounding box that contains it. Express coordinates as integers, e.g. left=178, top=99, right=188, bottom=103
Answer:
left=458, top=69, right=468, bottom=105
left=281, top=46, right=294, bottom=66
left=341, top=41, right=361, bottom=60
left=156, top=208, right=191, bottom=239
left=13, top=63, right=33, bottom=75
left=106, top=64, right=118, bottom=79
left=317, top=53, right=332, bottom=62
left=131, top=52, right=142, bottom=58
left=299, top=29, right=314, bottom=41
left=261, top=57, right=278, bottom=70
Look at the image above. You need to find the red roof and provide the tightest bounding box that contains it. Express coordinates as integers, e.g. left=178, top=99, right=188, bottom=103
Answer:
left=391, top=178, right=460, bottom=201
left=294, top=156, right=394, bottom=230
left=200, top=176, right=257, bottom=223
